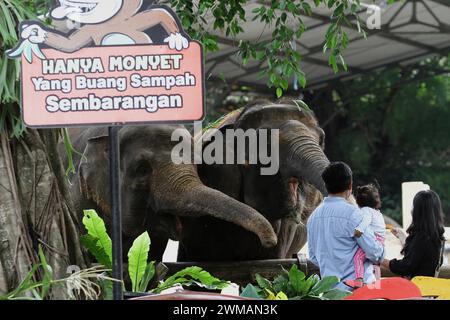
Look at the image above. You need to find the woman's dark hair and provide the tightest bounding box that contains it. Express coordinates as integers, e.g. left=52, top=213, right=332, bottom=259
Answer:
left=355, top=183, right=381, bottom=209
left=403, top=190, right=445, bottom=253
left=321, top=161, right=353, bottom=194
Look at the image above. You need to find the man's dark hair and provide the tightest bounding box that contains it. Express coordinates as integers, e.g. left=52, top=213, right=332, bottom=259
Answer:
left=355, top=183, right=381, bottom=209
left=321, top=162, right=352, bottom=194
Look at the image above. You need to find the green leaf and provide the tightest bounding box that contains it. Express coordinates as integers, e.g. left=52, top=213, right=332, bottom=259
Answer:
left=1, top=264, right=41, bottom=300
left=153, top=266, right=229, bottom=294
left=128, top=231, right=151, bottom=292
left=272, top=274, right=289, bottom=293
left=310, top=276, right=340, bottom=295
left=288, top=265, right=306, bottom=294
left=255, top=274, right=272, bottom=291
left=138, top=261, right=156, bottom=292
left=276, top=87, right=283, bottom=98
left=100, top=279, right=114, bottom=300
left=327, top=0, right=337, bottom=8
left=240, top=284, right=262, bottom=299
left=265, top=288, right=277, bottom=300
left=82, top=210, right=112, bottom=268
left=275, top=291, right=288, bottom=300
left=37, top=245, right=52, bottom=299
left=293, top=99, right=311, bottom=111
left=329, top=54, right=338, bottom=73
left=280, top=78, right=289, bottom=90
left=321, top=288, right=352, bottom=300
left=287, top=2, right=296, bottom=12
left=30, top=289, right=43, bottom=300
left=80, top=234, right=112, bottom=269
left=63, top=128, right=84, bottom=177
left=302, top=2, right=312, bottom=15
left=339, top=54, right=348, bottom=71
left=334, top=3, right=344, bottom=16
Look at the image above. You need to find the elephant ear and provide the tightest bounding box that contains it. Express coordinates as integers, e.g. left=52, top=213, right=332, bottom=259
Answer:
left=79, top=135, right=111, bottom=215
left=197, top=124, right=242, bottom=201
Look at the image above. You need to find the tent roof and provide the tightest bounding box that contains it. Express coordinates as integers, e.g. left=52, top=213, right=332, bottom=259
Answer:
left=204, top=0, right=450, bottom=90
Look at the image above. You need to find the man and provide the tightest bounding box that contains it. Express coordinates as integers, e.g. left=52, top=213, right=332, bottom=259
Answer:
left=307, top=162, right=384, bottom=291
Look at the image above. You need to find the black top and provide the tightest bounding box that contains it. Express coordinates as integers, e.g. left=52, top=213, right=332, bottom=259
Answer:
left=389, top=231, right=443, bottom=278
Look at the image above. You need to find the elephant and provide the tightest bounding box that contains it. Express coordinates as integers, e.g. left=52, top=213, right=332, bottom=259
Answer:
left=178, top=99, right=330, bottom=261
left=65, top=125, right=278, bottom=261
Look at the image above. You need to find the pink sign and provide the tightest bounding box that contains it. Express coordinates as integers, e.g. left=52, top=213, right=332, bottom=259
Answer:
left=8, top=2, right=204, bottom=127
left=21, top=44, right=204, bottom=127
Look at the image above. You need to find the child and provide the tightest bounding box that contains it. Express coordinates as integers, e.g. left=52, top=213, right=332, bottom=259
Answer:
left=353, top=183, right=386, bottom=286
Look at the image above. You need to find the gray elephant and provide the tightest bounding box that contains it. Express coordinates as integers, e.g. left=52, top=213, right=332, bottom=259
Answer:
left=178, top=100, right=330, bottom=261
left=67, top=125, right=277, bottom=261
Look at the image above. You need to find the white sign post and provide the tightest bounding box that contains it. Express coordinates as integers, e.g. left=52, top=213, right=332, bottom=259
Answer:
left=402, top=181, right=430, bottom=229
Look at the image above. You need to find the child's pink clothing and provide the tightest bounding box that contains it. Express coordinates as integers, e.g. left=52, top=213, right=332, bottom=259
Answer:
left=353, top=207, right=386, bottom=280
left=354, top=234, right=385, bottom=279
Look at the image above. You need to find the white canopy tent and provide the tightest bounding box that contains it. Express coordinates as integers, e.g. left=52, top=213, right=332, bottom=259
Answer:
left=203, top=0, right=450, bottom=91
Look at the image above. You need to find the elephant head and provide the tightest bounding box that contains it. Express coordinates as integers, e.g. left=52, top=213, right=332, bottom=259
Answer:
left=196, top=100, right=329, bottom=259
left=78, top=125, right=277, bottom=260
left=200, top=100, right=328, bottom=223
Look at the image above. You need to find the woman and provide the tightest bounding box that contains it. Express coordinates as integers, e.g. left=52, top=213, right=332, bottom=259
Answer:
left=381, top=190, right=446, bottom=278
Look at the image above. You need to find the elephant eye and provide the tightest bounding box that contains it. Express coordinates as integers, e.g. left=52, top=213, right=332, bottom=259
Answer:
left=129, top=159, right=152, bottom=178
left=135, top=163, right=151, bottom=176
left=129, top=161, right=152, bottom=190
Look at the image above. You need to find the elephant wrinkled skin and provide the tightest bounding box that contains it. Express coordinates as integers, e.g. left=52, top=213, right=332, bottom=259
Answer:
left=181, top=100, right=330, bottom=261
left=65, top=125, right=277, bottom=261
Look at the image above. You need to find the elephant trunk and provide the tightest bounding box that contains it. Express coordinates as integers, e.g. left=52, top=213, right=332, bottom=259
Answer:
left=154, top=166, right=278, bottom=248
left=281, top=121, right=330, bottom=195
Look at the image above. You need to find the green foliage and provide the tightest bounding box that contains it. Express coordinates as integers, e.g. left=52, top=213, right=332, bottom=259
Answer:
left=80, top=209, right=113, bottom=269
left=0, top=0, right=50, bottom=137
left=236, top=0, right=364, bottom=96
left=168, top=0, right=369, bottom=97
left=240, top=265, right=351, bottom=300
left=0, top=244, right=115, bottom=300
left=37, top=245, right=53, bottom=298
left=293, top=99, right=312, bottom=112
left=127, top=232, right=151, bottom=292
left=265, top=289, right=288, bottom=300
left=99, top=278, right=114, bottom=300
left=62, top=128, right=84, bottom=176
left=152, top=266, right=230, bottom=294
left=80, top=210, right=156, bottom=293
left=0, top=245, right=52, bottom=300
left=240, top=283, right=262, bottom=299
left=139, top=261, right=156, bottom=293
left=80, top=210, right=229, bottom=295
left=326, top=55, right=450, bottom=223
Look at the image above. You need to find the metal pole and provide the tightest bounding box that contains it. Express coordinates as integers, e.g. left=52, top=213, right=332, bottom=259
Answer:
left=109, top=126, right=123, bottom=300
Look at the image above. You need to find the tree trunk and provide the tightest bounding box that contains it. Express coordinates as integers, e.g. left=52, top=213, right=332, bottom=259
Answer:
left=0, top=128, right=87, bottom=298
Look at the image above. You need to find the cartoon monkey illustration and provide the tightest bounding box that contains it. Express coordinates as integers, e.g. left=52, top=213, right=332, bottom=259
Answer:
left=14, top=0, right=189, bottom=53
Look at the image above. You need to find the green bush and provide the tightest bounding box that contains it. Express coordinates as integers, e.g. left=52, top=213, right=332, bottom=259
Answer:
left=240, top=265, right=351, bottom=300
